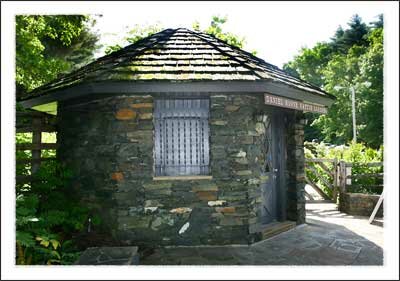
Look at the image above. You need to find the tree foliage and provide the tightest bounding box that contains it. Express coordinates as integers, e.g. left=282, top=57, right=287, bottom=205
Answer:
left=104, top=16, right=256, bottom=55
left=15, top=15, right=101, bottom=264
left=284, top=14, right=383, bottom=148
left=331, top=14, right=369, bottom=54
left=104, top=23, right=163, bottom=54
left=193, top=16, right=258, bottom=55
left=16, top=15, right=100, bottom=98
left=193, top=16, right=245, bottom=49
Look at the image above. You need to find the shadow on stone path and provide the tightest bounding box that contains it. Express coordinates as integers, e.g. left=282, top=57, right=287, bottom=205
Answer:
left=141, top=203, right=383, bottom=265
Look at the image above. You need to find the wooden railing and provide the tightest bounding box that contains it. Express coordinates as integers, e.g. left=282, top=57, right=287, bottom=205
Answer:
left=305, top=158, right=384, bottom=201
left=305, top=158, right=339, bottom=201
left=16, top=111, right=57, bottom=185
left=338, top=161, right=384, bottom=194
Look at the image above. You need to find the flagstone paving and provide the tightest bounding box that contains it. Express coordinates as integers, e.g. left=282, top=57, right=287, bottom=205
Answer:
left=141, top=203, right=383, bottom=265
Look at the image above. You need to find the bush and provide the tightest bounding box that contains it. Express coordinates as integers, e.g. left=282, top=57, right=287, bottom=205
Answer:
left=16, top=161, right=95, bottom=265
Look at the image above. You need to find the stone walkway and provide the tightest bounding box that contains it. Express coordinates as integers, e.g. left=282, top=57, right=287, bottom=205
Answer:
left=141, top=203, right=383, bottom=265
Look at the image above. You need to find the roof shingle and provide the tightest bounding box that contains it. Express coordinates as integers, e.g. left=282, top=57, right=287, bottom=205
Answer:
left=23, top=28, right=333, bottom=99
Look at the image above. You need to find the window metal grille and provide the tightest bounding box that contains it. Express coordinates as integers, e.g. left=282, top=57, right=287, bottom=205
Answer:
left=154, top=99, right=210, bottom=176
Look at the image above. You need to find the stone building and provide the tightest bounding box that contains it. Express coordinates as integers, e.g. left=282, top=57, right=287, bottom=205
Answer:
left=20, top=28, right=335, bottom=246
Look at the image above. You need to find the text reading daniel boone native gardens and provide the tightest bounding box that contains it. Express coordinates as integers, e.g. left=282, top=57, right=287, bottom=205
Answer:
left=264, top=93, right=328, bottom=114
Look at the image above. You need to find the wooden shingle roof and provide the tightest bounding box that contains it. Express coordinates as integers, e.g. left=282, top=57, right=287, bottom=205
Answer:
left=23, top=28, right=333, bottom=100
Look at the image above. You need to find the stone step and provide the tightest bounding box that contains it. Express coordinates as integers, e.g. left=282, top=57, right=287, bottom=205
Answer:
left=307, top=200, right=334, bottom=204
left=258, top=221, right=297, bottom=240
left=75, top=246, right=139, bottom=265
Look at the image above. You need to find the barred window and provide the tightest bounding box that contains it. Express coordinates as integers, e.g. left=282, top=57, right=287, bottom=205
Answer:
left=154, top=98, right=210, bottom=177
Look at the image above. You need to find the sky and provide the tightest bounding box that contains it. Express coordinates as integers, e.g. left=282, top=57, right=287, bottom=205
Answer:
left=91, top=2, right=383, bottom=68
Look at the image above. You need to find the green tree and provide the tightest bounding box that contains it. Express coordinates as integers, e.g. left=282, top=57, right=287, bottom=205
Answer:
left=283, top=42, right=336, bottom=141
left=103, top=16, right=255, bottom=55
left=16, top=15, right=100, bottom=98
left=284, top=42, right=334, bottom=88
left=193, top=15, right=257, bottom=55
left=42, top=17, right=100, bottom=70
left=352, top=28, right=383, bottom=146
left=15, top=15, right=101, bottom=265
left=370, top=14, right=383, bottom=29
left=331, top=14, right=369, bottom=53
left=195, top=16, right=245, bottom=49
left=283, top=14, right=383, bottom=148
left=104, top=23, right=162, bottom=54
left=314, top=27, right=383, bottom=148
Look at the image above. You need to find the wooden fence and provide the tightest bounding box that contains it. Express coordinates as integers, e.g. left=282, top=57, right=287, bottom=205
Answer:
left=305, top=158, right=383, bottom=202
left=16, top=111, right=57, bottom=185
left=305, top=158, right=338, bottom=201
left=338, top=161, right=384, bottom=194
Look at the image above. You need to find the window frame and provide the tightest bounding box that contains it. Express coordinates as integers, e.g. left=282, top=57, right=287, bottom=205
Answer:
left=153, top=97, right=210, bottom=178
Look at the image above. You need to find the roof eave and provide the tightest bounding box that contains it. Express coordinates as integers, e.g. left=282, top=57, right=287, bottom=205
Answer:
left=19, top=80, right=335, bottom=109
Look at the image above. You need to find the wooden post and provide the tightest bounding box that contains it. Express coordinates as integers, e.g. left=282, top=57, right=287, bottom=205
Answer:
left=339, top=161, right=347, bottom=194
left=16, top=111, right=58, bottom=186
left=332, top=158, right=338, bottom=202
left=333, top=158, right=338, bottom=187
left=346, top=166, right=352, bottom=186
left=31, top=117, right=42, bottom=175
left=369, top=187, right=384, bottom=224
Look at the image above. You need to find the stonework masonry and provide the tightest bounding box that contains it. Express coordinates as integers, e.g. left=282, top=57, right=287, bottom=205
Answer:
left=339, top=192, right=383, bottom=217
left=286, top=112, right=306, bottom=225
left=57, top=93, right=305, bottom=246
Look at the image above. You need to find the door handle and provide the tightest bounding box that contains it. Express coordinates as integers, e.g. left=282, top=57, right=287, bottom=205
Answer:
left=273, top=168, right=278, bottom=172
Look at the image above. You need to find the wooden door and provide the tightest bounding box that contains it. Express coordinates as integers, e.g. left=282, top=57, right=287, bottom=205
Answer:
left=260, top=112, right=285, bottom=224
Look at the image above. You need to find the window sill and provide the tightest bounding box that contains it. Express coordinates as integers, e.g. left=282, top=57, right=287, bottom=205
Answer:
left=153, top=175, right=213, bottom=181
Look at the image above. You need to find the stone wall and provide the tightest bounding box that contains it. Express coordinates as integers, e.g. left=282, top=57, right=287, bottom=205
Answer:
left=57, top=93, right=305, bottom=247
left=339, top=192, right=383, bottom=217
left=286, top=112, right=306, bottom=224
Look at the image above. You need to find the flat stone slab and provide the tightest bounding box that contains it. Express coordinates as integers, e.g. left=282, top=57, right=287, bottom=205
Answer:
left=141, top=203, right=383, bottom=265
left=75, top=246, right=139, bottom=265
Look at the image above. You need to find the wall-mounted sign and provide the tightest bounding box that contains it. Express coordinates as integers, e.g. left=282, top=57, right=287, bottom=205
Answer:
left=264, top=93, right=328, bottom=114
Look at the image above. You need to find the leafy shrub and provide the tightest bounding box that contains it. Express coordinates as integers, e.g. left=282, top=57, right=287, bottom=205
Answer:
left=16, top=161, right=93, bottom=265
